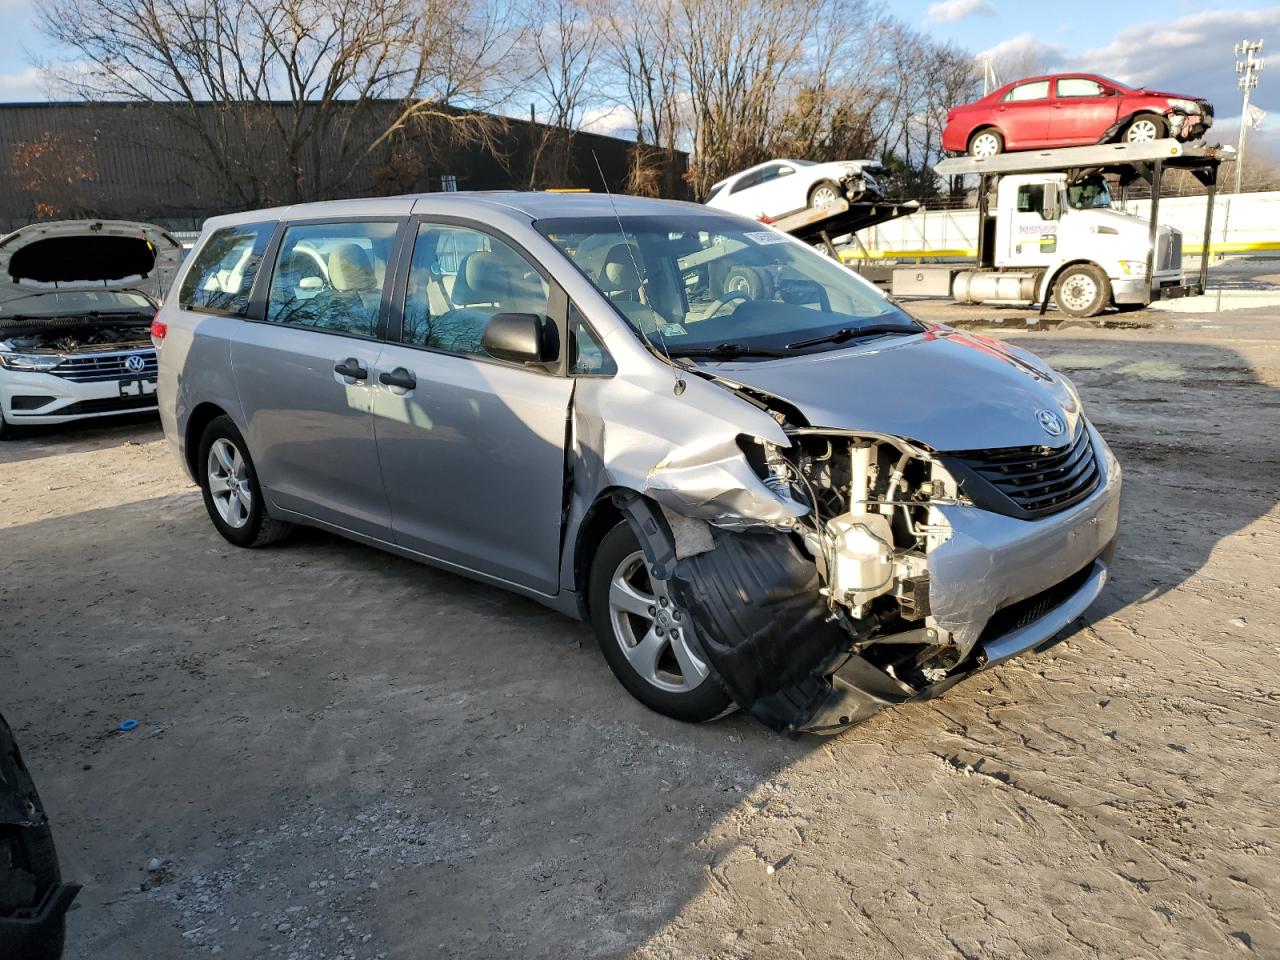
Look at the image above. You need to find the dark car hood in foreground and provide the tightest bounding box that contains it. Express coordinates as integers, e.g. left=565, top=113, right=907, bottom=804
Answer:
left=700, top=327, right=1083, bottom=451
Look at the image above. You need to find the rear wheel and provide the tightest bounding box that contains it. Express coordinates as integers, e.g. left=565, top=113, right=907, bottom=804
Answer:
left=721, top=265, right=775, bottom=301
left=968, top=129, right=1003, bottom=158
left=1053, top=264, right=1111, bottom=318
left=588, top=523, right=732, bottom=723
left=807, top=180, right=843, bottom=209
left=198, top=416, right=293, bottom=548
left=1123, top=115, right=1166, bottom=143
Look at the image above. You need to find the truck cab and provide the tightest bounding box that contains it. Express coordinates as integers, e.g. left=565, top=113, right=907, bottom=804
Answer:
left=990, top=172, right=1183, bottom=313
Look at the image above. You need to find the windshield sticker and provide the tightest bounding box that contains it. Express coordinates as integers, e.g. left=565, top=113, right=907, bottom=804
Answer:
left=744, top=230, right=790, bottom=245
left=657, top=322, right=688, bottom=337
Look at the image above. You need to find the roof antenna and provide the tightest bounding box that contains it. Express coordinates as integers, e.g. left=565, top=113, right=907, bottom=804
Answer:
left=590, top=150, right=685, bottom=396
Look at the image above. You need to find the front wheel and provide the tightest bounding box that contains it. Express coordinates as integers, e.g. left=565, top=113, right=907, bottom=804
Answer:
left=588, top=523, right=732, bottom=723
left=197, top=415, right=293, bottom=548
left=808, top=180, right=843, bottom=209
left=1123, top=115, right=1167, bottom=143
left=1053, top=264, right=1112, bottom=318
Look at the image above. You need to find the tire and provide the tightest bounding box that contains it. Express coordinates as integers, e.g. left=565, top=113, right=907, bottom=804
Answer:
left=1123, top=115, right=1167, bottom=143
left=0, top=409, right=10, bottom=441
left=588, top=523, right=732, bottom=723
left=721, top=265, right=775, bottom=301
left=197, top=415, right=293, bottom=548
left=1053, top=264, right=1111, bottom=318
left=807, top=180, right=844, bottom=209
left=1, top=717, right=69, bottom=960
left=968, top=128, right=1003, bottom=158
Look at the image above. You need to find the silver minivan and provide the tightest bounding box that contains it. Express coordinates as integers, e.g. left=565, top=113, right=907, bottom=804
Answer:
left=155, top=192, right=1120, bottom=734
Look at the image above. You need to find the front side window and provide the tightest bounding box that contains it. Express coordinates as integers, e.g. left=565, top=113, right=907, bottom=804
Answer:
left=568, top=304, right=616, bottom=376
left=403, top=223, right=550, bottom=359
left=537, top=215, right=920, bottom=360
left=178, top=223, right=273, bottom=316
left=1016, top=184, right=1046, bottom=213
left=265, top=221, right=398, bottom=337
left=1067, top=177, right=1113, bottom=209
left=1005, top=80, right=1050, bottom=102
left=1057, top=78, right=1104, bottom=98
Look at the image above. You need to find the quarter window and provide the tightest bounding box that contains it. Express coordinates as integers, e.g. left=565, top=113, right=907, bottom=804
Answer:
left=568, top=304, right=616, bottom=376
left=265, top=221, right=398, bottom=337
left=178, top=223, right=273, bottom=316
left=403, top=223, right=550, bottom=359
left=1005, top=80, right=1050, bottom=102
left=1057, top=78, right=1104, bottom=98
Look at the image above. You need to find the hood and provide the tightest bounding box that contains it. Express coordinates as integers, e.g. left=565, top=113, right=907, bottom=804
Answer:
left=1137, top=88, right=1206, bottom=103
left=700, top=327, right=1083, bottom=451
left=0, top=220, right=185, bottom=306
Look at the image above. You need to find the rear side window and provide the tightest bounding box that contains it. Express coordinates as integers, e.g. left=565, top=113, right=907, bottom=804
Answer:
left=265, top=221, right=398, bottom=337
left=178, top=223, right=273, bottom=315
left=1005, top=80, right=1050, bottom=102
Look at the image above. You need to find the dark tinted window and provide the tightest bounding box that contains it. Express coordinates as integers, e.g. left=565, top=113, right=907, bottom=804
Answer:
left=1016, top=184, right=1046, bottom=212
left=265, top=221, right=398, bottom=337
left=178, top=223, right=273, bottom=315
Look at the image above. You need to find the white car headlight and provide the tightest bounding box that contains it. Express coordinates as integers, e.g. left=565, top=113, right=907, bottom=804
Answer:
left=1167, top=98, right=1199, bottom=113
left=0, top=352, right=63, bottom=372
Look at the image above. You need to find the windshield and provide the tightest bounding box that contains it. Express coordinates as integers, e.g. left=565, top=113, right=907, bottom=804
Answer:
left=0, top=289, right=155, bottom=318
left=1067, top=177, right=1112, bottom=209
left=536, top=214, right=920, bottom=359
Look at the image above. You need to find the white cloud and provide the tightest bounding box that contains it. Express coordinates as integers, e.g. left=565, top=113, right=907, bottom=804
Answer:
left=927, top=0, right=995, bottom=23
left=977, top=31, right=1068, bottom=80
left=0, top=66, right=45, bottom=100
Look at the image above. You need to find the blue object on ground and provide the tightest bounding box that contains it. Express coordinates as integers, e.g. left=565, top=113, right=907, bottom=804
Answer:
left=119, top=719, right=139, bottom=732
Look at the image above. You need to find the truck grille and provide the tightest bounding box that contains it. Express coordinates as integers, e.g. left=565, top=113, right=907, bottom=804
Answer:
left=50, top=350, right=158, bottom=382
left=942, top=423, right=1100, bottom=520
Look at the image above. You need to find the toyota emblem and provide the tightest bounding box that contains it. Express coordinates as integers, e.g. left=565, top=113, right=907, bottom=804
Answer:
left=1036, top=409, right=1065, bottom=437
left=125, top=354, right=146, bottom=373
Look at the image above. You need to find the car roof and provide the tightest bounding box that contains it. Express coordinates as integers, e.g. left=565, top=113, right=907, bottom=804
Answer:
left=996, top=72, right=1128, bottom=93
left=201, top=191, right=714, bottom=232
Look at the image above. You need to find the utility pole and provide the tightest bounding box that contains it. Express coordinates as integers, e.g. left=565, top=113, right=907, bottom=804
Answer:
left=1234, top=39, right=1265, bottom=194
left=981, top=55, right=998, bottom=97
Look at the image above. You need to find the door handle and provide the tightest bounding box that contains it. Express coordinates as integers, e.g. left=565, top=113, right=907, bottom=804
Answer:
left=334, top=357, right=368, bottom=380
left=379, top=367, right=417, bottom=390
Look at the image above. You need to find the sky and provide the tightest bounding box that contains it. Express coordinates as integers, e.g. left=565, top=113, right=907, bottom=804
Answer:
left=1, top=0, right=1276, bottom=151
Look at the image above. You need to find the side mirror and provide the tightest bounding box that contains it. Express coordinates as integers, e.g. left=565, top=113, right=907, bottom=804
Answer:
left=1040, top=187, right=1061, bottom=221
left=482, top=312, right=556, bottom=365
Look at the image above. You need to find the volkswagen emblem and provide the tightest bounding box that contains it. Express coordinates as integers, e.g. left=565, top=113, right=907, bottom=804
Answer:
left=124, top=354, right=146, bottom=373
left=1036, top=409, right=1065, bottom=437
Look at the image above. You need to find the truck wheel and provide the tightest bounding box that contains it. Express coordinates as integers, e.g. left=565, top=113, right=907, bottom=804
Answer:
left=968, top=129, right=1003, bottom=158
left=1124, top=115, right=1166, bottom=143
left=722, top=265, right=774, bottom=301
left=808, top=180, right=843, bottom=209
left=1053, top=264, right=1111, bottom=318
left=588, top=522, right=733, bottom=723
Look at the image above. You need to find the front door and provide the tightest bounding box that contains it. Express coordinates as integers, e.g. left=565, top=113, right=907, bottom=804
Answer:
left=1002, top=179, right=1060, bottom=268
left=232, top=219, right=400, bottom=539
left=1052, top=77, right=1120, bottom=143
left=372, top=221, right=575, bottom=594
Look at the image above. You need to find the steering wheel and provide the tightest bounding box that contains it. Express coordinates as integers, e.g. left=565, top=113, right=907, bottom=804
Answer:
left=703, top=289, right=751, bottom=319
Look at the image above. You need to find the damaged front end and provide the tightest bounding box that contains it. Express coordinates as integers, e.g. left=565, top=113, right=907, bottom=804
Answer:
left=619, top=380, right=1118, bottom=734
left=628, top=425, right=972, bottom=734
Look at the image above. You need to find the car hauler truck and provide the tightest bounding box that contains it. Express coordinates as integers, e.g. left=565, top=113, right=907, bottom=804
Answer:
left=891, top=139, right=1233, bottom=318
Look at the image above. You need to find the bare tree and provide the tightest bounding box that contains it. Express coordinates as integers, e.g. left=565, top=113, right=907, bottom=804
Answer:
left=524, top=0, right=605, bottom=188
left=35, top=0, right=517, bottom=206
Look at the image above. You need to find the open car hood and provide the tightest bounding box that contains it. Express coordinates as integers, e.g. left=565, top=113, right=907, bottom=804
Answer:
left=697, top=327, right=1083, bottom=452
left=0, top=219, right=185, bottom=306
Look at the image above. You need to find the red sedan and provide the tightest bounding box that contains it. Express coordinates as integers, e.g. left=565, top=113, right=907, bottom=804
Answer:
left=942, top=73, right=1213, bottom=158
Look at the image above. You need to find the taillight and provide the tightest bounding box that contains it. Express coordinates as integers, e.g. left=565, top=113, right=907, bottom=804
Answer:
left=151, top=314, right=167, bottom=343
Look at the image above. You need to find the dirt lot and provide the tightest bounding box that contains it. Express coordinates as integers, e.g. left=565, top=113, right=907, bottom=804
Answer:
left=3, top=305, right=1279, bottom=959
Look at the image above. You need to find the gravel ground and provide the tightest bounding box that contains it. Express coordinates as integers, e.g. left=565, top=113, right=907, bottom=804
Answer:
left=2, top=306, right=1278, bottom=959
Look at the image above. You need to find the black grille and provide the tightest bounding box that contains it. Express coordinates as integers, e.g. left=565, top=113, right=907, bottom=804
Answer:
left=942, top=424, right=1099, bottom=520
left=10, top=395, right=56, bottom=411
left=38, top=395, right=158, bottom=416
left=978, top=562, right=1096, bottom=648
left=50, top=350, right=157, bottom=382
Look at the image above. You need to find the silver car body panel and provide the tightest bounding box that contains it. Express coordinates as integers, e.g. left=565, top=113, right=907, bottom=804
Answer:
left=157, top=191, right=1122, bottom=731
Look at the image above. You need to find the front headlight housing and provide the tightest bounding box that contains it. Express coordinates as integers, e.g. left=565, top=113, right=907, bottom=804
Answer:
left=1166, top=98, right=1199, bottom=113
left=1119, top=260, right=1148, bottom=277
left=0, top=352, right=63, bottom=372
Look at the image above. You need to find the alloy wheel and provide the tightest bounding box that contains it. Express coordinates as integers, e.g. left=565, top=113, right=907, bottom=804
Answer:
left=811, top=184, right=841, bottom=208
left=1126, top=118, right=1160, bottom=142
left=608, top=551, right=710, bottom=693
left=207, top=437, right=251, bottom=529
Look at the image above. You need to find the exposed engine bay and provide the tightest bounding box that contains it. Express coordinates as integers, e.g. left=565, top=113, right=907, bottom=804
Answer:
left=0, top=317, right=154, bottom=355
